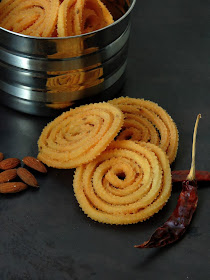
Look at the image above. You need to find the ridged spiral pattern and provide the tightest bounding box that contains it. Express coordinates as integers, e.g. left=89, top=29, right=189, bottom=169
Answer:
left=0, top=0, right=59, bottom=37
left=73, top=140, right=172, bottom=225
left=109, top=97, right=179, bottom=164
left=57, top=0, right=114, bottom=36
left=37, top=103, right=124, bottom=168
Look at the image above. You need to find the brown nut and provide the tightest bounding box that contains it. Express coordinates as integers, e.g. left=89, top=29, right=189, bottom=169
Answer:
left=0, top=158, right=21, bottom=170
left=0, top=182, right=28, bottom=194
left=22, top=156, right=47, bottom=173
left=17, top=167, right=39, bottom=188
left=0, top=169, right=17, bottom=183
left=0, top=152, right=4, bottom=162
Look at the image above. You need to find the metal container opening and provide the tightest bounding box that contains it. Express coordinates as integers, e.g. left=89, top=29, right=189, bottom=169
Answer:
left=0, top=0, right=136, bottom=116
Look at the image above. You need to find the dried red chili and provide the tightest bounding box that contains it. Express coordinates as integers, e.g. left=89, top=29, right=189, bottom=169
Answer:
left=172, top=170, right=210, bottom=183
left=135, top=114, right=201, bottom=248
left=135, top=179, right=198, bottom=248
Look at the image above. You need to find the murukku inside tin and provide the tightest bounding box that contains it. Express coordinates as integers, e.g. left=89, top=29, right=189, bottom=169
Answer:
left=57, top=0, right=114, bottom=37
left=0, top=0, right=59, bottom=37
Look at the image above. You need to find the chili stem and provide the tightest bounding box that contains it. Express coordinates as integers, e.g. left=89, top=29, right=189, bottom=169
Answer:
left=187, top=114, right=202, bottom=181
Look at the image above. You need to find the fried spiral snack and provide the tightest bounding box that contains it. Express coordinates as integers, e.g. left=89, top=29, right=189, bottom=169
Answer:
left=73, top=140, right=172, bottom=225
left=57, top=0, right=114, bottom=36
left=37, top=103, right=124, bottom=168
left=0, top=0, right=59, bottom=37
left=109, top=97, right=179, bottom=164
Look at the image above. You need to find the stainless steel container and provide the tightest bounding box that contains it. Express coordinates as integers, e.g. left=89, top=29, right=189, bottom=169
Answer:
left=0, top=0, right=136, bottom=115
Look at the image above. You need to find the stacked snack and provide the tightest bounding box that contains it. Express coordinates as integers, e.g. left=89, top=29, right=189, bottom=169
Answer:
left=0, top=0, right=59, bottom=37
left=109, top=97, right=179, bottom=164
left=38, top=102, right=124, bottom=168
left=74, top=141, right=172, bottom=224
left=58, top=0, right=114, bottom=36
left=37, top=97, right=179, bottom=225
left=0, top=0, right=114, bottom=37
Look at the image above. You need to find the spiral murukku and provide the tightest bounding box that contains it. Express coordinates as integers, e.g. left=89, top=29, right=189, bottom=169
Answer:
left=0, top=0, right=59, bottom=37
left=109, top=97, right=179, bottom=164
left=0, top=0, right=114, bottom=37
left=37, top=103, right=124, bottom=168
left=73, top=140, right=172, bottom=225
left=57, top=0, right=114, bottom=37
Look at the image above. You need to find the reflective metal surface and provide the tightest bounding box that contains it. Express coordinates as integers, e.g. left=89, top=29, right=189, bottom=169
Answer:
left=0, top=0, right=136, bottom=115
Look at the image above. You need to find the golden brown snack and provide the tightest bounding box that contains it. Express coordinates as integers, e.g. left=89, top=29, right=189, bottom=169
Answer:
left=57, top=0, right=114, bottom=37
left=0, top=0, right=114, bottom=37
left=109, top=97, right=179, bottom=164
left=37, top=102, right=124, bottom=168
left=73, top=140, right=172, bottom=225
left=0, top=0, right=59, bottom=37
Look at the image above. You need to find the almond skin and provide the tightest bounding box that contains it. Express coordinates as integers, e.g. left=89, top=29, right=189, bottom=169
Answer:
left=17, top=167, right=39, bottom=188
left=0, top=158, right=20, bottom=170
left=0, top=182, right=27, bottom=193
left=0, top=169, right=17, bottom=183
left=22, top=156, right=47, bottom=173
left=0, top=152, right=4, bottom=162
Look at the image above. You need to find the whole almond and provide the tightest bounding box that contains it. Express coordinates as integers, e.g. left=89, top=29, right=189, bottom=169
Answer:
left=0, top=169, right=17, bottom=183
left=17, top=167, right=39, bottom=188
left=0, top=158, right=20, bottom=170
left=22, top=156, right=47, bottom=173
left=0, top=182, right=27, bottom=193
left=0, top=152, right=4, bottom=162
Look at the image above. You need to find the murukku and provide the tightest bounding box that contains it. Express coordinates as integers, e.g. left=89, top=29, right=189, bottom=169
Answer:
left=37, top=102, right=124, bottom=168
left=57, top=0, right=114, bottom=37
left=109, top=97, right=179, bottom=164
left=73, top=140, right=172, bottom=225
left=0, top=0, right=59, bottom=37
left=82, top=0, right=114, bottom=34
left=0, top=0, right=114, bottom=37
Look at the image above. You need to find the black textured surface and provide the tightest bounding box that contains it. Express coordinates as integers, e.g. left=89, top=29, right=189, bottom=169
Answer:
left=0, top=1, right=210, bottom=279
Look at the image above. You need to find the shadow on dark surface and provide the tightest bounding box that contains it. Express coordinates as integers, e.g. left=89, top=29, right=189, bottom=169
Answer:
left=133, top=242, right=180, bottom=271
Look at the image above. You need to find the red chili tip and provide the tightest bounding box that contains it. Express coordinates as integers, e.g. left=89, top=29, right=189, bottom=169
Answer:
left=134, top=242, right=149, bottom=248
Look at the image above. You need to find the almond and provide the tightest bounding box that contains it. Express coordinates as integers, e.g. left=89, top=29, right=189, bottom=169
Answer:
left=0, top=152, right=4, bottom=162
left=0, top=169, right=17, bottom=183
left=0, top=158, right=20, bottom=170
left=17, top=167, right=39, bottom=188
left=0, top=182, right=27, bottom=193
left=22, top=156, right=47, bottom=173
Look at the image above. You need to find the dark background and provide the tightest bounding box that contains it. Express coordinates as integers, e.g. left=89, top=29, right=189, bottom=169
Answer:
left=0, top=0, right=210, bottom=279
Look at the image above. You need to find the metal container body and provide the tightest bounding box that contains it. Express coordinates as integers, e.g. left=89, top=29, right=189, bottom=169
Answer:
left=0, top=0, right=136, bottom=115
